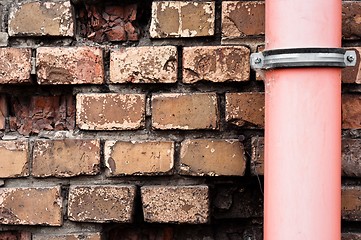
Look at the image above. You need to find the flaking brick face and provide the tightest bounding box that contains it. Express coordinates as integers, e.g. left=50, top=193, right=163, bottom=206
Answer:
left=0, top=140, right=29, bottom=178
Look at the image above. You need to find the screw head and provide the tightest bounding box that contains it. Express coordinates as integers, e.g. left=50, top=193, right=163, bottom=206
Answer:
left=254, top=57, right=262, bottom=64
left=347, top=55, right=355, bottom=63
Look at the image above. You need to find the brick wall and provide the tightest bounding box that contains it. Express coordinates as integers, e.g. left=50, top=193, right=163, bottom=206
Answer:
left=0, top=0, right=360, bottom=239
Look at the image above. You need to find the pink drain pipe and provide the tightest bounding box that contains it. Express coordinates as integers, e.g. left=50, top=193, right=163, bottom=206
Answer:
left=250, top=0, right=357, bottom=239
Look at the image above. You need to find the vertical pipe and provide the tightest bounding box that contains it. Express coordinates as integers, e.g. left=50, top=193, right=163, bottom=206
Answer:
left=264, top=0, right=341, bottom=240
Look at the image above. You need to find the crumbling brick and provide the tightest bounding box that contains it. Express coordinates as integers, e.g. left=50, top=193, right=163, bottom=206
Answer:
left=0, top=232, right=31, bottom=240
left=0, top=140, right=29, bottom=178
left=342, top=94, right=361, bottom=129
left=152, top=93, right=219, bottom=130
left=226, top=92, right=265, bottom=128
left=8, top=1, right=74, bottom=37
left=76, top=93, right=145, bottom=130
left=342, top=186, right=361, bottom=221
left=68, top=185, right=136, bottom=223
left=0, top=187, right=62, bottom=226
left=150, top=1, right=215, bottom=38
left=0, top=48, right=31, bottom=84
left=180, top=139, right=246, bottom=176
left=110, top=46, right=177, bottom=83
left=36, top=47, right=104, bottom=84
left=183, top=46, right=250, bottom=83
left=11, top=95, right=75, bottom=135
left=104, top=141, right=174, bottom=176
left=342, top=1, right=361, bottom=39
left=141, top=185, right=210, bottom=223
left=32, top=139, right=100, bottom=178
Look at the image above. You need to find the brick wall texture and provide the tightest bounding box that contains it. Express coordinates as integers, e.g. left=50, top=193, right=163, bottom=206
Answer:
left=0, top=0, right=360, bottom=239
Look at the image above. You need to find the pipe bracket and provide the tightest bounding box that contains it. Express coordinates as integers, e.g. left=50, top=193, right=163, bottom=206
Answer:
left=250, top=48, right=357, bottom=70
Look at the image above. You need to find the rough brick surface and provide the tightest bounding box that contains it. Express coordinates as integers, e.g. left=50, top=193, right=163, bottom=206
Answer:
left=0, top=232, right=31, bottom=240
left=180, top=139, right=246, bottom=176
left=110, top=46, right=177, bottom=83
left=0, top=140, right=29, bottom=178
left=104, top=141, right=174, bottom=176
left=226, top=93, right=265, bottom=128
left=342, top=139, right=361, bottom=177
left=36, top=47, right=104, bottom=84
left=343, top=233, right=361, bottom=240
left=342, top=94, right=361, bottom=129
left=8, top=1, right=74, bottom=37
left=342, top=186, right=361, bottom=221
left=150, top=1, right=215, bottom=38
left=222, top=1, right=265, bottom=39
left=251, top=137, right=264, bottom=176
left=0, top=48, right=31, bottom=84
left=68, top=185, right=136, bottom=223
left=33, top=233, right=101, bottom=240
left=76, top=93, right=145, bottom=130
left=343, top=48, right=361, bottom=84
left=141, top=185, right=209, bottom=223
left=11, top=95, right=75, bottom=135
left=183, top=46, right=250, bottom=83
left=152, top=93, right=219, bottom=130
left=0, top=187, right=62, bottom=226
left=342, top=1, right=361, bottom=39
left=32, top=139, right=100, bottom=177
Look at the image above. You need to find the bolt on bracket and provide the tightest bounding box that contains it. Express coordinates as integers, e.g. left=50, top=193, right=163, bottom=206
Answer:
left=250, top=48, right=357, bottom=70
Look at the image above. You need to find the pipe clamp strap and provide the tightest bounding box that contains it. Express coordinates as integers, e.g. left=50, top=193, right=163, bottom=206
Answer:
left=250, top=48, right=357, bottom=70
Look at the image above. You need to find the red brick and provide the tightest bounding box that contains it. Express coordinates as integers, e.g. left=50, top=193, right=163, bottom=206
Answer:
left=226, top=92, right=265, bottom=128
left=0, top=232, right=31, bottom=240
left=222, top=1, right=265, bottom=39
left=183, top=46, right=250, bottom=83
left=180, top=139, right=246, bottom=176
left=141, top=185, right=209, bottom=223
left=0, top=140, right=29, bottom=178
left=36, top=47, right=104, bottom=84
left=150, top=1, right=215, bottom=38
left=110, top=46, right=177, bottom=83
left=104, top=141, right=174, bottom=176
left=0, top=95, right=7, bottom=129
left=342, top=1, right=361, bottom=39
left=11, top=95, right=75, bottom=135
left=33, top=233, right=101, bottom=240
left=342, top=48, right=361, bottom=84
left=76, top=93, right=145, bottom=130
left=32, top=139, right=100, bottom=178
left=152, top=93, right=219, bottom=130
left=0, top=48, right=31, bottom=84
left=68, top=185, right=136, bottom=223
left=0, top=187, right=62, bottom=226
left=8, top=1, right=74, bottom=37
left=342, top=186, right=361, bottom=221
left=342, top=94, right=361, bottom=129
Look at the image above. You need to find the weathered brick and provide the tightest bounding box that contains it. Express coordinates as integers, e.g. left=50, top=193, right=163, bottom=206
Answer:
left=110, top=46, right=177, bottom=83
left=251, top=137, right=264, bottom=176
left=141, top=185, right=209, bottom=223
left=342, top=1, right=361, bottom=39
left=180, top=139, right=246, bottom=176
left=222, top=1, right=265, bottom=39
left=343, top=233, right=361, bottom=240
left=342, top=186, right=361, bottom=221
left=33, top=233, right=101, bottom=240
left=0, top=95, right=7, bottom=129
left=0, top=232, right=31, bottom=240
left=183, top=46, right=250, bottom=83
left=11, top=95, right=75, bottom=135
left=104, top=141, right=174, bottom=176
left=150, top=1, right=215, bottom=38
left=0, top=48, right=31, bottom=84
left=76, top=93, right=145, bottom=130
left=226, top=93, right=265, bottom=128
left=37, top=47, right=104, bottom=84
left=8, top=1, right=74, bottom=37
left=32, top=139, right=100, bottom=178
left=68, top=185, right=136, bottom=223
left=342, top=48, right=361, bottom=84
left=342, top=94, right=361, bottom=129
left=0, top=140, right=29, bottom=178
left=0, top=187, right=62, bottom=226
left=152, top=93, right=218, bottom=130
